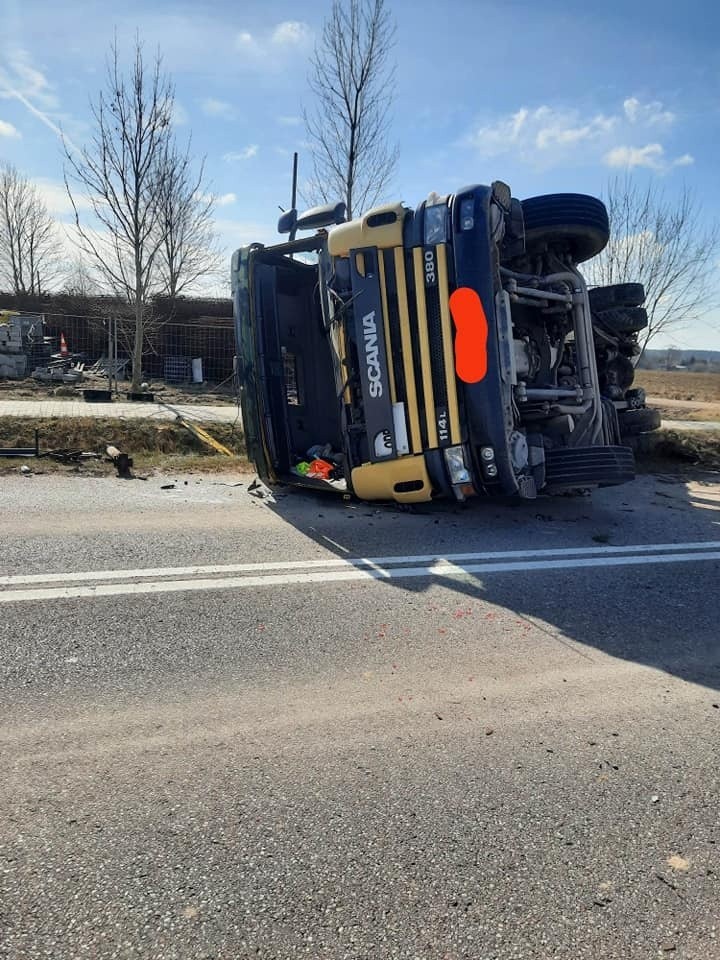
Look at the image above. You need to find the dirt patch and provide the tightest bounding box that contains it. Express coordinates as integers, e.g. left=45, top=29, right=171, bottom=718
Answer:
left=635, top=370, right=720, bottom=404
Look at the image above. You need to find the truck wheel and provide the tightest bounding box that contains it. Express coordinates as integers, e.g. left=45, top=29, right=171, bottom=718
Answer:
left=601, top=355, right=635, bottom=395
left=589, top=283, right=645, bottom=311
left=594, top=306, right=648, bottom=335
left=618, top=407, right=661, bottom=437
left=521, top=193, right=610, bottom=264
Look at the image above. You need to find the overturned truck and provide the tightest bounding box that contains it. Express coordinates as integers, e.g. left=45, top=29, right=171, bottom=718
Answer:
left=232, top=183, right=659, bottom=504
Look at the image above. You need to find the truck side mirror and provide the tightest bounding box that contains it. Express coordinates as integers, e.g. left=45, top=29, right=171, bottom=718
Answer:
left=295, top=202, right=346, bottom=232
left=278, top=209, right=298, bottom=234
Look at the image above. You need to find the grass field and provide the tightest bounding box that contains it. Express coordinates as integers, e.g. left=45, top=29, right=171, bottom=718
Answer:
left=635, top=370, right=720, bottom=403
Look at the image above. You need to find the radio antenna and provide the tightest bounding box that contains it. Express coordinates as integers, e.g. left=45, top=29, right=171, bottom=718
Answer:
left=289, top=152, right=298, bottom=242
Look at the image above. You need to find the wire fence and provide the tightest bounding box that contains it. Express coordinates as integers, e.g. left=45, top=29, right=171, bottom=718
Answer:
left=0, top=297, right=238, bottom=390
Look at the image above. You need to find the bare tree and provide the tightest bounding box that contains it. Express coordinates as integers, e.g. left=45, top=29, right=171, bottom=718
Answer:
left=304, top=0, right=398, bottom=219
left=156, top=142, right=222, bottom=301
left=64, top=38, right=173, bottom=389
left=0, top=164, right=62, bottom=296
left=586, top=176, right=720, bottom=353
left=62, top=253, right=101, bottom=299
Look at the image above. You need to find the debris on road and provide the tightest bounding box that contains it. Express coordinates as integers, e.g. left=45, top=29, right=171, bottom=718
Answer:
left=45, top=449, right=101, bottom=464
left=0, top=428, right=101, bottom=465
left=248, top=478, right=270, bottom=499
left=106, top=444, right=134, bottom=479
left=654, top=872, right=685, bottom=899
left=0, top=427, right=40, bottom=458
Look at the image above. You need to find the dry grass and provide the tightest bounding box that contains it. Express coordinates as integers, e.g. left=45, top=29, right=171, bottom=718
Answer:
left=0, top=416, right=244, bottom=455
left=0, top=417, right=248, bottom=476
left=3, top=412, right=717, bottom=481
left=653, top=403, right=720, bottom=423
left=635, top=428, right=720, bottom=471
left=0, top=454, right=251, bottom=477
left=0, top=377, right=237, bottom=406
left=635, top=370, right=720, bottom=403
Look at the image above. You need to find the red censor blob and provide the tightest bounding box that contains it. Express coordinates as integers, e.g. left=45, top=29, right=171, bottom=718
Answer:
left=449, top=286, right=489, bottom=383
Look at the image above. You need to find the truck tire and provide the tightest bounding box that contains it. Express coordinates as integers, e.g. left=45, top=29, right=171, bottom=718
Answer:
left=589, top=283, right=645, bottom=311
left=594, top=306, right=649, bottom=335
left=618, top=407, right=661, bottom=437
left=601, top=355, right=635, bottom=395
left=521, top=193, right=610, bottom=264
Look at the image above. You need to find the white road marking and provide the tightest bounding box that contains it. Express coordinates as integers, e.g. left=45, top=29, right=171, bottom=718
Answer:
left=1, top=548, right=718, bottom=604
left=2, top=540, right=719, bottom=588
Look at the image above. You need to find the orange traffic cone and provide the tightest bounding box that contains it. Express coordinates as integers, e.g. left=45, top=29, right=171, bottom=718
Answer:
left=60, top=332, right=69, bottom=357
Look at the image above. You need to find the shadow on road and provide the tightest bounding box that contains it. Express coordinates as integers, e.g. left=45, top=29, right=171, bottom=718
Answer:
left=263, top=470, right=720, bottom=692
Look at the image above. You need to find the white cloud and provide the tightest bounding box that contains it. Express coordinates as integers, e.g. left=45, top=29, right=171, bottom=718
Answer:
left=0, top=49, right=80, bottom=152
left=533, top=108, right=616, bottom=148
left=234, top=21, right=312, bottom=63
left=604, top=143, right=666, bottom=170
left=35, top=179, right=93, bottom=218
left=603, top=143, right=695, bottom=172
left=200, top=97, right=234, bottom=118
left=236, top=30, right=257, bottom=53
left=172, top=101, right=189, bottom=126
left=215, top=217, right=278, bottom=253
left=271, top=21, right=312, bottom=46
left=466, top=96, right=686, bottom=173
left=468, top=105, right=617, bottom=161
left=195, top=191, right=237, bottom=208
left=277, top=115, right=302, bottom=127
left=223, top=145, right=258, bottom=163
left=623, top=97, right=675, bottom=127
left=0, top=50, right=58, bottom=110
left=0, top=118, right=20, bottom=138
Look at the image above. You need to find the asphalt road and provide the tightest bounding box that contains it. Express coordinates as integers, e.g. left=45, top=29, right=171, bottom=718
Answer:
left=2, top=469, right=720, bottom=959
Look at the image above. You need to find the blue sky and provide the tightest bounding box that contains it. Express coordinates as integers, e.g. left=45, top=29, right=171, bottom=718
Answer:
left=0, top=0, right=718, bottom=347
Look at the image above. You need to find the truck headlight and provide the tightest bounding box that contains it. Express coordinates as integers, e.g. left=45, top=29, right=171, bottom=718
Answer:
left=460, top=197, right=475, bottom=231
left=444, top=445, right=470, bottom=484
left=424, top=203, right=447, bottom=246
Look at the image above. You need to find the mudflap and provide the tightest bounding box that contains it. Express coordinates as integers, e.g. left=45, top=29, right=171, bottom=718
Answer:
left=544, top=445, right=635, bottom=490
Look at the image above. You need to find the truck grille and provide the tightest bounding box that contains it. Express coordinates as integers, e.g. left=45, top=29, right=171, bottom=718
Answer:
left=380, top=244, right=461, bottom=453
left=425, top=282, right=447, bottom=409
